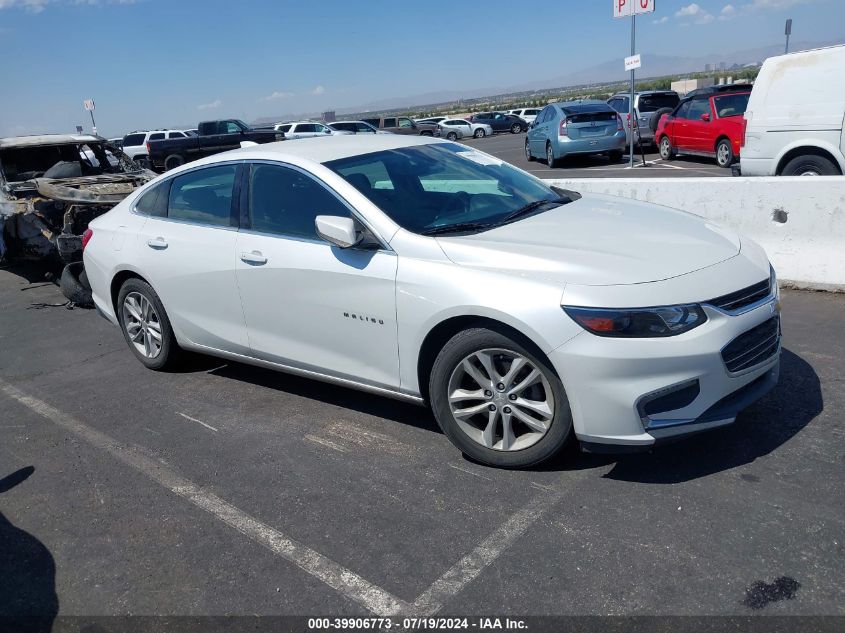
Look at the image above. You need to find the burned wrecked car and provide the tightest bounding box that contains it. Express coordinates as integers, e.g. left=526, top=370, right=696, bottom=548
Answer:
left=0, top=134, right=154, bottom=304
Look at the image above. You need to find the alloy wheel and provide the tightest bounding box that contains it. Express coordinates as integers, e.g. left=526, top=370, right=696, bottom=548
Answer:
left=660, top=137, right=672, bottom=159
left=447, top=348, right=555, bottom=451
left=524, top=140, right=531, bottom=160
left=717, top=142, right=732, bottom=167
left=122, top=292, right=163, bottom=359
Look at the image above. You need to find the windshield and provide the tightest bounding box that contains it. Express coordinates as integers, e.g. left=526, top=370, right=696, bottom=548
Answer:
left=638, top=93, right=680, bottom=112
left=325, top=143, right=572, bottom=235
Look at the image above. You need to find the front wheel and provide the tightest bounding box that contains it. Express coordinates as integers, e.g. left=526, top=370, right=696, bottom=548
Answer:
left=429, top=328, right=572, bottom=468
left=658, top=136, right=675, bottom=160
left=524, top=139, right=534, bottom=161
left=510, top=123, right=522, bottom=134
left=716, top=139, right=734, bottom=168
left=473, top=128, right=486, bottom=138
left=117, top=278, right=180, bottom=370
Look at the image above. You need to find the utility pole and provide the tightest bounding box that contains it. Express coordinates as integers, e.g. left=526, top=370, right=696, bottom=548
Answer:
left=629, top=13, right=636, bottom=169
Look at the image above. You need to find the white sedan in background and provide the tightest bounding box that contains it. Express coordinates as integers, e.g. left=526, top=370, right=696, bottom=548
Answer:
left=507, top=108, right=541, bottom=125
left=273, top=121, right=351, bottom=139
left=83, top=135, right=780, bottom=468
left=438, top=118, right=494, bottom=140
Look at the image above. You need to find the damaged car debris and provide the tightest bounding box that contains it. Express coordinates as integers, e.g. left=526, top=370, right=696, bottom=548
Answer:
left=0, top=134, right=155, bottom=306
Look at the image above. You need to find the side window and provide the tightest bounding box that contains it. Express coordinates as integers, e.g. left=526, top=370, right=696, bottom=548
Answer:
left=249, top=164, right=349, bottom=239
left=277, top=124, right=292, bottom=133
left=168, top=131, right=186, bottom=138
left=687, top=99, right=712, bottom=121
left=134, top=180, right=169, bottom=217
left=223, top=121, right=242, bottom=134
left=675, top=101, right=691, bottom=119
left=383, top=118, right=397, bottom=128
left=300, top=124, right=318, bottom=133
left=398, top=117, right=413, bottom=128
left=149, top=133, right=165, bottom=141
left=168, top=165, right=236, bottom=227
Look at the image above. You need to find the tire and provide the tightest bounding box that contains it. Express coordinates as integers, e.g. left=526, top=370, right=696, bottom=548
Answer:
left=420, top=131, right=433, bottom=137
left=716, top=138, right=734, bottom=168
left=429, top=327, right=573, bottom=468
left=510, top=123, right=522, bottom=134
left=164, top=154, right=185, bottom=171
left=116, top=278, right=180, bottom=371
left=524, top=139, right=535, bottom=161
left=473, top=128, right=486, bottom=139
left=59, top=262, right=93, bottom=308
left=658, top=135, right=675, bottom=160
left=446, top=131, right=458, bottom=141
left=546, top=143, right=558, bottom=168
left=608, top=150, right=624, bottom=162
left=781, top=154, right=840, bottom=176
left=649, top=107, right=673, bottom=134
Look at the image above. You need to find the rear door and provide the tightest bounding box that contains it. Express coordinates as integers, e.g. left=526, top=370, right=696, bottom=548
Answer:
left=234, top=162, right=399, bottom=388
left=136, top=162, right=249, bottom=354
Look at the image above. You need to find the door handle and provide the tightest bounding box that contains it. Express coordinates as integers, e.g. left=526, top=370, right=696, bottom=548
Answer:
left=240, top=250, right=267, bottom=265
left=147, top=237, right=168, bottom=249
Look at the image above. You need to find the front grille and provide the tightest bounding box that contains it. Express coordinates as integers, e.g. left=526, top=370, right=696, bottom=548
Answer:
left=708, top=278, right=771, bottom=312
left=721, top=316, right=780, bottom=373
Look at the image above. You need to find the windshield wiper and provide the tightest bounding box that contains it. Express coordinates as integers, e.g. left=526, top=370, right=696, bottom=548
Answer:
left=496, top=196, right=570, bottom=226
left=420, top=222, right=493, bottom=236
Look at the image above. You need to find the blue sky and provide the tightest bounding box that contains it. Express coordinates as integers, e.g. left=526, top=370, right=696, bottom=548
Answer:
left=0, top=0, right=841, bottom=137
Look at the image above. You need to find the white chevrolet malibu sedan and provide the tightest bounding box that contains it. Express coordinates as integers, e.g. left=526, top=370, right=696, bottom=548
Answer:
left=83, top=135, right=780, bottom=468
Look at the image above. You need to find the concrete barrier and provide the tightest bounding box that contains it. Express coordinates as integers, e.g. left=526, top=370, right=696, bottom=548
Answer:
left=545, top=176, right=845, bottom=291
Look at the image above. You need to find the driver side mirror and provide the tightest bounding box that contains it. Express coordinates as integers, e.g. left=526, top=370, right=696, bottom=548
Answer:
left=315, top=216, right=362, bottom=249
left=700, top=113, right=711, bottom=122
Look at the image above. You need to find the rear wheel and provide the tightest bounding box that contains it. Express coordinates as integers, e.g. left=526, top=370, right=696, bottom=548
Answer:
left=608, top=150, right=624, bottom=162
left=716, top=138, right=734, bottom=168
left=781, top=154, right=839, bottom=176
left=473, top=128, right=486, bottom=138
left=511, top=123, right=522, bottom=134
left=659, top=135, right=675, bottom=160
left=420, top=131, right=433, bottom=137
left=429, top=328, right=572, bottom=468
left=546, top=143, right=558, bottom=168
left=164, top=154, right=185, bottom=171
left=446, top=131, right=458, bottom=141
left=117, top=278, right=180, bottom=371
left=524, top=139, right=534, bottom=161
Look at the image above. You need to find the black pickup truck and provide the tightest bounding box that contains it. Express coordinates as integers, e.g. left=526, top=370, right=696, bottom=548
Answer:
left=148, top=119, right=284, bottom=171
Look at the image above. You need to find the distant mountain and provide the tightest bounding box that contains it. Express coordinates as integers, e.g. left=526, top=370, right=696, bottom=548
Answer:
left=252, top=39, right=840, bottom=123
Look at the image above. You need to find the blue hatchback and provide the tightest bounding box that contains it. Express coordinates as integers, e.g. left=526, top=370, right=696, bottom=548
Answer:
left=525, top=101, right=627, bottom=167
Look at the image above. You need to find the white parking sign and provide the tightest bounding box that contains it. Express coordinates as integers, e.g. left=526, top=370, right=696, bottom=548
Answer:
left=613, top=0, right=656, bottom=18
left=83, top=99, right=95, bottom=111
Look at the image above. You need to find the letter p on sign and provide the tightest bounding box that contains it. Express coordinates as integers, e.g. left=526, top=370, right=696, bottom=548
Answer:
left=614, top=0, right=655, bottom=18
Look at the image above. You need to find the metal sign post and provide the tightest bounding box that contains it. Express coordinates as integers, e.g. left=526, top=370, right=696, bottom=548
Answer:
left=785, top=19, right=792, bottom=54
left=83, top=99, right=96, bottom=135
left=614, top=0, right=655, bottom=168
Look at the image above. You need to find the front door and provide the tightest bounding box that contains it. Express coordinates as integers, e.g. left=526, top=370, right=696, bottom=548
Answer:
left=234, top=162, right=400, bottom=389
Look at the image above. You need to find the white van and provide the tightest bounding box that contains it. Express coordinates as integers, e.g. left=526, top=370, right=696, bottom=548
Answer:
left=740, top=45, right=845, bottom=176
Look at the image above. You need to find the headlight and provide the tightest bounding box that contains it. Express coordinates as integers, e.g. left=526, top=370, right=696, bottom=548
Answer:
left=562, top=304, right=707, bottom=338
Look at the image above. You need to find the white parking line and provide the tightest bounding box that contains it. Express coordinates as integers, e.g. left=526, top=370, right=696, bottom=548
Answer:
left=0, top=379, right=408, bottom=615
left=0, top=378, right=578, bottom=616
left=304, top=433, right=348, bottom=453
left=177, top=412, right=218, bottom=432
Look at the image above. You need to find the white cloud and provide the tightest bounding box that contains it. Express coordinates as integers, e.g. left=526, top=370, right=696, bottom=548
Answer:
left=197, top=99, right=222, bottom=110
left=719, top=4, right=737, bottom=19
left=675, top=3, right=715, bottom=23
left=311, top=85, right=326, bottom=95
left=653, top=15, right=669, bottom=24
left=260, top=90, right=294, bottom=102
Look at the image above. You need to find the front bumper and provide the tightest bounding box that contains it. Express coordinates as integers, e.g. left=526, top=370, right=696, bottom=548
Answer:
left=549, top=297, right=781, bottom=451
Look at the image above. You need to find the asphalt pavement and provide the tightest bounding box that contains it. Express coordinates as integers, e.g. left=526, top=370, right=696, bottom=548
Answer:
left=0, top=264, right=842, bottom=624
left=458, top=132, right=731, bottom=178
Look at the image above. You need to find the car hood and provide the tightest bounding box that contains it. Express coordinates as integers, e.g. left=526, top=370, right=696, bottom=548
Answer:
left=435, top=193, right=741, bottom=286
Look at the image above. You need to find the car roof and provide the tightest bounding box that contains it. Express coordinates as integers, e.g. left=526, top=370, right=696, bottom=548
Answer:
left=196, top=134, right=446, bottom=166
left=554, top=100, right=614, bottom=113
left=0, top=134, right=103, bottom=149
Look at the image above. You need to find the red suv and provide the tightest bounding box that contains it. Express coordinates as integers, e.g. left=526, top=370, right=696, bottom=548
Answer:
left=655, top=86, right=751, bottom=168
